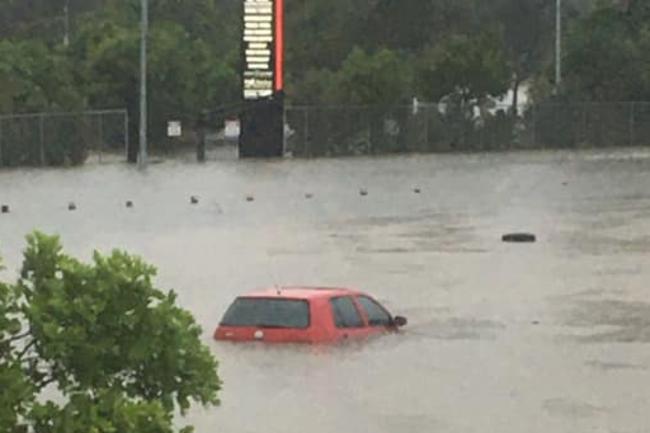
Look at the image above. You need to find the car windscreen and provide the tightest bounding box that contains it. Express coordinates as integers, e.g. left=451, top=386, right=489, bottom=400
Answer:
left=220, top=298, right=310, bottom=329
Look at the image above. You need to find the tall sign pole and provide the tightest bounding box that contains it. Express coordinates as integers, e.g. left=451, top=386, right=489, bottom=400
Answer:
left=139, top=0, right=148, bottom=168
left=555, top=0, right=562, bottom=89
left=240, top=0, right=285, bottom=158
left=274, top=0, right=284, bottom=94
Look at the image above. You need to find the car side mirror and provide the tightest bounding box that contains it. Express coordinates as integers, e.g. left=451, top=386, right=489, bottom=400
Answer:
left=393, top=316, right=407, bottom=327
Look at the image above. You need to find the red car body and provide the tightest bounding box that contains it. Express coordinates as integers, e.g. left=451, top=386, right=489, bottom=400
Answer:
left=214, top=287, right=406, bottom=344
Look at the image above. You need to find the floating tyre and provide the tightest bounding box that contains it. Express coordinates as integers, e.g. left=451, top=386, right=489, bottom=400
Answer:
left=190, top=196, right=199, bottom=205
left=1, top=204, right=9, bottom=214
left=502, top=233, right=536, bottom=243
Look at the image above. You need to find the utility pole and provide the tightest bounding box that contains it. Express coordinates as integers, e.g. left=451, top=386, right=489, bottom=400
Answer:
left=555, top=0, right=562, bottom=89
left=63, top=0, right=70, bottom=47
left=139, top=0, right=148, bottom=168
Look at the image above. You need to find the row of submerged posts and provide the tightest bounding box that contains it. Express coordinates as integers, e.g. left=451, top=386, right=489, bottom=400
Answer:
left=1, top=187, right=536, bottom=243
left=0, top=187, right=421, bottom=214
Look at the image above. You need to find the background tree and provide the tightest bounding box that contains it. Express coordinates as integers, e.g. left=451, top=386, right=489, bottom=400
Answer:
left=417, top=30, right=510, bottom=107
left=492, top=0, right=553, bottom=112
left=0, top=40, right=81, bottom=113
left=0, top=232, right=221, bottom=433
left=562, top=0, right=650, bottom=101
left=0, top=0, right=628, bottom=159
left=335, top=48, right=413, bottom=105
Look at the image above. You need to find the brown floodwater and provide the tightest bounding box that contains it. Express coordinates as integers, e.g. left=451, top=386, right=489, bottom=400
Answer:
left=2, top=149, right=650, bottom=433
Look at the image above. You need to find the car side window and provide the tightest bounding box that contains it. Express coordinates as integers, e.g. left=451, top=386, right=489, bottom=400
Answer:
left=357, top=296, right=392, bottom=327
left=330, top=297, right=364, bottom=328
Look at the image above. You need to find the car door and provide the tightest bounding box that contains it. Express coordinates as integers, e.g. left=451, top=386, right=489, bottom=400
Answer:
left=328, top=296, right=371, bottom=341
left=355, top=295, right=395, bottom=336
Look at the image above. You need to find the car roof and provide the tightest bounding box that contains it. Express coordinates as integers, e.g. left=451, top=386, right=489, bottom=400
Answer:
left=240, top=286, right=365, bottom=300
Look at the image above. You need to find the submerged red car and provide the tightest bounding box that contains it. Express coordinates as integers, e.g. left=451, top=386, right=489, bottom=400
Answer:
left=214, top=287, right=407, bottom=344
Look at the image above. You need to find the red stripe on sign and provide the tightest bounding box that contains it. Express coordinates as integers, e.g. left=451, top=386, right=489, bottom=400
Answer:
left=274, top=0, right=284, bottom=91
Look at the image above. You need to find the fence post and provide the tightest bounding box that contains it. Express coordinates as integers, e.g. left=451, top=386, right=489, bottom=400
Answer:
left=0, top=117, right=3, bottom=167
left=197, top=111, right=206, bottom=163
left=98, top=113, right=104, bottom=163
left=366, top=107, right=375, bottom=155
left=304, top=107, right=309, bottom=157
left=124, top=111, right=130, bottom=162
left=532, top=104, right=537, bottom=149
left=582, top=103, right=588, bottom=148
left=282, top=104, right=287, bottom=157
left=39, top=113, right=45, bottom=166
left=629, top=102, right=636, bottom=148
left=424, top=105, right=429, bottom=150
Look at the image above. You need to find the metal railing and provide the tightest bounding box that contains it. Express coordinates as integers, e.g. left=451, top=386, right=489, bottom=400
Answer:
left=0, top=109, right=128, bottom=167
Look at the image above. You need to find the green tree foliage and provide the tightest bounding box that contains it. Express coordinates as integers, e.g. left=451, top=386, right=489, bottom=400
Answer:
left=328, top=48, right=413, bottom=105
left=563, top=1, right=650, bottom=101
left=0, top=256, right=34, bottom=433
left=0, top=40, right=81, bottom=113
left=0, top=232, right=221, bottom=433
left=1, top=0, right=632, bottom=157
left=69, top=0, right=239, bottom=147
left=491, top=0, right=554, bottom=109
left=417, top=30, right=510, bottom=105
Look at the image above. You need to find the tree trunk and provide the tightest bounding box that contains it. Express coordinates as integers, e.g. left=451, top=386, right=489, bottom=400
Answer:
left=511, top=75, right=521, bottom=116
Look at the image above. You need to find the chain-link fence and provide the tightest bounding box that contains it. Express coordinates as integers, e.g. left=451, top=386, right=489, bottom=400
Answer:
left=284, top=102, right=650, bottom=157
left=0, top=109, right=128, bottom=167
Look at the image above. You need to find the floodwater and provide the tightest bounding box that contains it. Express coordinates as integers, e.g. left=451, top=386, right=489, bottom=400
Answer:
left=2, top=148, right=650, bottom=433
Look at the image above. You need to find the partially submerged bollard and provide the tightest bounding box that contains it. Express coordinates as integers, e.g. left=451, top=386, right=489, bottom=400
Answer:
left=190, top=196, right=199, bottom=205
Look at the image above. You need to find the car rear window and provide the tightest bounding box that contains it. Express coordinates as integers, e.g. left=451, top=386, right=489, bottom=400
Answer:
left=220, top=298, right=310, bottom=329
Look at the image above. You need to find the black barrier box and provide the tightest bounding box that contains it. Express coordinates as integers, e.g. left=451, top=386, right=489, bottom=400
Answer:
left=239, top=97, right=284, bottom=158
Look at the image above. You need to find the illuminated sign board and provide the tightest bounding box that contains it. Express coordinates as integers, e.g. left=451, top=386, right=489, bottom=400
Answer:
left=243, top=0, right=283, bottom=100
